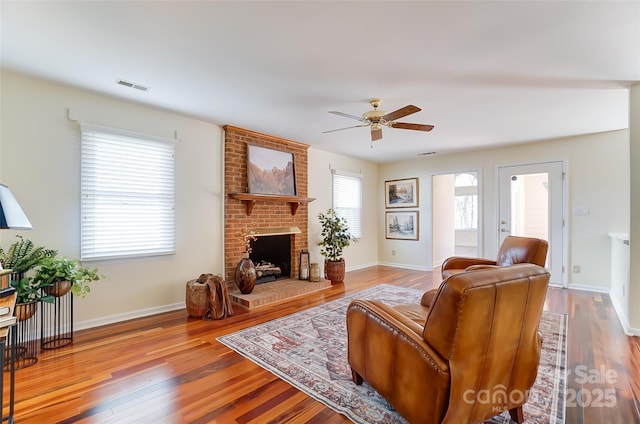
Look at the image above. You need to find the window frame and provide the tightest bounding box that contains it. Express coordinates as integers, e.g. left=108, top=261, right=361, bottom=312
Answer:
left=80, top=123, right=176, bottom=261
left=331, top=169, right=363, bottom=240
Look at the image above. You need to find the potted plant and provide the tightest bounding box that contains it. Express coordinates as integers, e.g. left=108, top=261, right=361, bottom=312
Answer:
left=0, top=235, right=57, bottom=280
left=0, top=236, right=57, bottom=321
left=10, top=276, right=54, bottom=321
left=33, top=257, right=103, bottom=298
left=317, top=208, right=355, bottom=284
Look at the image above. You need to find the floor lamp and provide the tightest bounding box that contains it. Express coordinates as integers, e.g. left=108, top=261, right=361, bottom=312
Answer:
left=0, top=183, right=31, bottom=424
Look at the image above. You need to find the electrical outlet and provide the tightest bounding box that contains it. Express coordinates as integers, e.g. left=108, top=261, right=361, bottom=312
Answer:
left=572, top=207, right=590, bottom=216
left=572, top=265, right=581, bottom=273
left=391, top=250, right=396, bottom=256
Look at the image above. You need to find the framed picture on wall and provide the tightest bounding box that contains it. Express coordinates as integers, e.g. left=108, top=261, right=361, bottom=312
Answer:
left=385, top=177, right=418, bottom=208
left=385, top=211, right=419, bottom=240
left=247, top=144, right=296, bottom=195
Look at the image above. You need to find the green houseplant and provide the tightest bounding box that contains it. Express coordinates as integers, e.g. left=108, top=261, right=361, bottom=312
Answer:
left=33, top=257, right=104, bottom=298
left=0, top=235, right=57, bottom=276
left=10, top=276, right=54, bottom=321
left=1, top=236, right=58, bottom=321
left=317, top=208, right=354, bottom=284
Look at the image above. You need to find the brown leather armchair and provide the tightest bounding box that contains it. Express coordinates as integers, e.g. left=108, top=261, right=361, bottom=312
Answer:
left=441, top=236, right=548, bottom=280
left=347, top=264, right=550, bottom=424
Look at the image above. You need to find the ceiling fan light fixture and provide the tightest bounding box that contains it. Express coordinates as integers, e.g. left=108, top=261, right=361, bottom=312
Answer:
left=324, top=98, right=434, bottom=142
left=362, top=110, right=385, bottom=121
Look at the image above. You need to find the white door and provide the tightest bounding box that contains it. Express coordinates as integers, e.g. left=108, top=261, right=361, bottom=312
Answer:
left=498, top=162, right=565, bottom=286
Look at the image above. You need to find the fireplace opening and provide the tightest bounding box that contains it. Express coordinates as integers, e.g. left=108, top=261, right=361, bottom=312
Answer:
left=249, top=234, right=291, bottom=284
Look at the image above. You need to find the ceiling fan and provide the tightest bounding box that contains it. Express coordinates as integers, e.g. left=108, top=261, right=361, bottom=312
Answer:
left=323, top=98, right=434, bottom=142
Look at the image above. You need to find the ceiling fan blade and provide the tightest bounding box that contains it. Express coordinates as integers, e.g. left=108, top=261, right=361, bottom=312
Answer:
left=391, top=122, right=435, bottom=132
left=322, top=124, right=369, bottom=134
left=382, top=105, right=421, bottom=122
left=371, top=128, right=383, bottom=141
left=329, top=111, right=366, bottom=122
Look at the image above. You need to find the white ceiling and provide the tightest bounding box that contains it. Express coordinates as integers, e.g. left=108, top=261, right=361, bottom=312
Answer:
left=2, top=1, right=639, bottom=163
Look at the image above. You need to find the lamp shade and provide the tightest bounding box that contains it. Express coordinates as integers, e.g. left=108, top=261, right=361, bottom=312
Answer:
left=0, top=184, right=32, bottom=229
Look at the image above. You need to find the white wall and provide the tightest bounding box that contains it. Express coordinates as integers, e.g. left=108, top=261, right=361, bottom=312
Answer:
left=307, top=148, right=379, bottom=275
left=0, top=71, right=224, bottom=329
left=379, top=130, right=630, bottom=291
left=432, top=174, right=455, bottom=267
left=629, top=83, right=640, bottom=334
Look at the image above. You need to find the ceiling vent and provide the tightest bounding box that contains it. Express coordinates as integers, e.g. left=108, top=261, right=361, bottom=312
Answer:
left=116, top=79, right=150, bottom=92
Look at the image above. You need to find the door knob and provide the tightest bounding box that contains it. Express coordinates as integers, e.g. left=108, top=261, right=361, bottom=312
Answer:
left=500, top=228, right=509, bottom=232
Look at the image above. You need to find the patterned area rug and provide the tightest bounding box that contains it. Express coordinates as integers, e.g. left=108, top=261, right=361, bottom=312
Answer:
left=218, top=284, right=567, bottom=423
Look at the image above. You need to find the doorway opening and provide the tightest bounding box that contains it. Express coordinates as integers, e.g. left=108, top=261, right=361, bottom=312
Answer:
left=432, top=171, right=480, bottom=267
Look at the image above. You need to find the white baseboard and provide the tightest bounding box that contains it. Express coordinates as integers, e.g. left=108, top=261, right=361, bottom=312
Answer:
left=627, top=326, right=640, bottom=336
left=75, top=302, right=185, bottom=331
left=607, top=289, right=640, bottom=336
left=378, top=261, right=432, bottom=272
left=345, top=262, right=380, bottom=273
left=566, top=283, right=609, bottom=294
left=609, top=290, right=631, bottom=335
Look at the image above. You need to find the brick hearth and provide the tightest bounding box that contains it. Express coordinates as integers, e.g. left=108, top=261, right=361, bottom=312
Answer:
left=223, top=126, right=310, bottom=283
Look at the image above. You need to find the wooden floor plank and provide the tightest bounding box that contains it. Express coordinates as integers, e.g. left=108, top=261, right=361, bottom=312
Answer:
left=3, top=266, right=639, bottom=423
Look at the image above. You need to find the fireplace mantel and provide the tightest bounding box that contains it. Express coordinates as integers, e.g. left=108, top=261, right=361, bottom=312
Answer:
left=229, top=193, right=315, bottom=216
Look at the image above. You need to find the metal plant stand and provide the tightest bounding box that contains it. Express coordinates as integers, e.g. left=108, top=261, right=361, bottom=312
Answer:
left=41, top=289, right=73, bottom=350
left=6, top=303, right=38, bottom=370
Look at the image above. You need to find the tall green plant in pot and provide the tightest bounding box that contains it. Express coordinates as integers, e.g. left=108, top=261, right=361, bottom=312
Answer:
left=317, top=208, right=354, bottom=284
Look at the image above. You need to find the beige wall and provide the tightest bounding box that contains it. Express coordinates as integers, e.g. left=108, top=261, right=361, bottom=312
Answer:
left=379, top=129, right=630, bottom=291
left=2, top=70, right=634, bottom=330
left=0, top=72, right=380, bottom=328
left=1, top=71, right=224, bottom=329
left=307, top=148, right=379, bottom=275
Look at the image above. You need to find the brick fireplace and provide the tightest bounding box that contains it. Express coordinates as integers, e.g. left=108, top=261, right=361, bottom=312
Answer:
left=223, top=126, right=311, bottom=283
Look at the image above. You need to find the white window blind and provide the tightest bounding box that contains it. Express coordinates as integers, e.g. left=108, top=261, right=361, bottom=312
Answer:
left=80, top=123, right=176, bottom=260
left=332, top=169, right=363, bottom=239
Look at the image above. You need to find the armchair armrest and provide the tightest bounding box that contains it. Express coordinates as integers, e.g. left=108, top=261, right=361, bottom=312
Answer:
left=420, top=288, right=438, bottom=308
left=441, top=256, right=497, bottom=270
left=464, top=264, right=502, bottom=271
left=347, top=299, right=450, bottom=424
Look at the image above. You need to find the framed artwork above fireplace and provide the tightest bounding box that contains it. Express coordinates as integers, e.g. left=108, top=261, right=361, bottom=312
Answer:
left=247, top=144, right=296, bottom=196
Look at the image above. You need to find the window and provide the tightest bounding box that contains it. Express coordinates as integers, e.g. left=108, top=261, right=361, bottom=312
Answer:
left=454, top=173, right=478, bottom=230
left=332, top=169, right=362, bottom=239
left=80, top=123, right=176, bottom=260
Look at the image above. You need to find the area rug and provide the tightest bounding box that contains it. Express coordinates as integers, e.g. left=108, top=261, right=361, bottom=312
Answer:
left=217, top=284, right=567, bottom=423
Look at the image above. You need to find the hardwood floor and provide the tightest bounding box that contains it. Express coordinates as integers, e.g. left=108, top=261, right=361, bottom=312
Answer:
left=4, top=266, right=640, bottom=423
